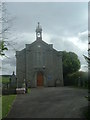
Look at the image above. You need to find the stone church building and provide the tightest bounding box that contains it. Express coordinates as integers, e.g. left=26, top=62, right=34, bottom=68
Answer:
left=16, top=23, right=63, bottom=88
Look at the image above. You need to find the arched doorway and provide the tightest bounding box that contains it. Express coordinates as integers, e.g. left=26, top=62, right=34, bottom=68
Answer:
left=37, top=72, right=43, bottom=86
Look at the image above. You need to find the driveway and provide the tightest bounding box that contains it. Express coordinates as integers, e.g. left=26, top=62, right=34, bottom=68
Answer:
left=7, top=87, right=88, bottom=118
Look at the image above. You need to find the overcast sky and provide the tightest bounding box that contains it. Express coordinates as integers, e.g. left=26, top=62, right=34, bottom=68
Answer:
left=1, top=1, right=89, bottom=75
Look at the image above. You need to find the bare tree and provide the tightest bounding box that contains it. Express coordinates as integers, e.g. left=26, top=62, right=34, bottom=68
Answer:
left=0, top=2, right=16, bottom=56
left=0, top=2, right=8, bottom=56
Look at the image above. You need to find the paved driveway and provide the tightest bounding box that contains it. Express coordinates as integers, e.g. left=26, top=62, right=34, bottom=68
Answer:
left=7, top=87, right=88, bottom=118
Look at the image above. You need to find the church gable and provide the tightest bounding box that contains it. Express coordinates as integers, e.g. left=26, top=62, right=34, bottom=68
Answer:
left=26, top=39, right=53, bottom=52
left=16, top=22, right=63, bottom=88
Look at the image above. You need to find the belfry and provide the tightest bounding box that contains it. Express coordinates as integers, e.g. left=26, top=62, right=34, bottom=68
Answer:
left=36, top=22, right=42, bottom=40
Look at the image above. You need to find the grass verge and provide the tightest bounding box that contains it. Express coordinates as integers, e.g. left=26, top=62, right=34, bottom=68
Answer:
left=2, top=95, right=16, bottom=118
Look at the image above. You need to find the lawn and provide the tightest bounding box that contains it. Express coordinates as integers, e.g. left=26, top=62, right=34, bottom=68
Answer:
left=2, top=76, right=10, bottom=84
left=1, top=76, right=31, bottom=119
left=0, top=76, right=10, bottom=84
left=2, top=95, right=16, bottom=118
left=0, top=96, right=2, bottom=120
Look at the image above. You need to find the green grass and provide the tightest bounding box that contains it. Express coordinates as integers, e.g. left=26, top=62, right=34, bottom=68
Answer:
left=0, top=76, right=10, bottom=84
left=2, top=77, right=10, bottom=84
left=2, top=95, right=16, bottom=118
left=0, top=76, right=2, bottom=83
left=0, top=96, right=2, bottom=120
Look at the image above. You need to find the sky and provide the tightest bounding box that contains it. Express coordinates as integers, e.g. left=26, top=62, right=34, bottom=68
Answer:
left=1, top=1, right=89, bottom=75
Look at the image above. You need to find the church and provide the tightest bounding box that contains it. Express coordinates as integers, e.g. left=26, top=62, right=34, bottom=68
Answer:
left=16, top=23, right=63, bottom=88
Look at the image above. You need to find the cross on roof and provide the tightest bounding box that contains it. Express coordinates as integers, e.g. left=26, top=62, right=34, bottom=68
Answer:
left=38, top=22, right=40, bottom=28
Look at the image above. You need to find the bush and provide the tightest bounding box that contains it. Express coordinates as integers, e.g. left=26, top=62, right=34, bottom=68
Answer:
left=64, top=71, right=88, bottom=87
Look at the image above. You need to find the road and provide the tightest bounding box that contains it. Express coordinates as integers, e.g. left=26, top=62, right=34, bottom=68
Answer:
left=7, top=87, right=88, bottom=118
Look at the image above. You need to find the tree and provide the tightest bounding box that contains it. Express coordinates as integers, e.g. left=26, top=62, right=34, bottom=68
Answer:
left=0, top=40, right=8, bottom=56
left=0, top=2, right=8, bottom=56
left=0, top=2, right=15, bottom=56
left=62, top=51, right=80, bottom=78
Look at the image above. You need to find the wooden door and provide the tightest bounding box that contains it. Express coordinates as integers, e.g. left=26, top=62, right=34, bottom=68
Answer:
left=37, top=72, right=43, bottom=86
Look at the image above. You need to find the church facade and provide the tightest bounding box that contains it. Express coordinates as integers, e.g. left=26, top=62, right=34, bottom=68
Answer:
left=16, top=23, right=63, bottom=88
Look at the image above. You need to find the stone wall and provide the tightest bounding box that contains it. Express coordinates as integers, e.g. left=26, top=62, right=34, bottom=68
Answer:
left=16, top=39, right=63, bottom=87
left=16, top=49, right=26, bottom=87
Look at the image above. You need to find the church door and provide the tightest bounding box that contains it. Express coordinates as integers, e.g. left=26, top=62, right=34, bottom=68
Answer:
left=37, top=72, right=43, bottom=86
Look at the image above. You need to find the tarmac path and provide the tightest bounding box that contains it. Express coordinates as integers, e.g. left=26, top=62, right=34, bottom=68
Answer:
left=7, top=87, right=88, bottom=118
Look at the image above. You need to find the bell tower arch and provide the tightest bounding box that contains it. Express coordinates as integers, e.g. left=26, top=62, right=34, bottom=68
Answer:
left=36, top=22, right=42, bottom=40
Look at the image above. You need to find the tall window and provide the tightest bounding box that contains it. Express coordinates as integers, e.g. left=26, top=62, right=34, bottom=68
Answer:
left=43, top=52, right=45, bottom=66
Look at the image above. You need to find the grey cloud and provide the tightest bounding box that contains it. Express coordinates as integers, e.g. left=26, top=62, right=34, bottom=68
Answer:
left=6, top=2, right=88, bottom=35
left=50, top=36, right=87, bottom=65
left=2, top=63, right=16, bottom=75
left=78, top=31, right=88, bottom=42
left=2, top=50, right=16, bottom=75
left=2, top=56, right=16, bottom=67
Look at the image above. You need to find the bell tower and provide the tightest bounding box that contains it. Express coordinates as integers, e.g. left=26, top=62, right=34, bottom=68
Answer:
left=36, top=22, right=42, bottom=40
